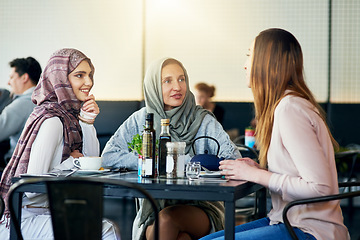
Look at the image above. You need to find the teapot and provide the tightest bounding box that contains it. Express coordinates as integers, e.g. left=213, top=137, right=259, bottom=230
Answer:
left=190, top=136, right=223, bottom=171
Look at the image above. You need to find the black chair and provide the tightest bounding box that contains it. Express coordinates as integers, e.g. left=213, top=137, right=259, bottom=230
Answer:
left=236, top=144, right=259, bottom=161
left=7, top=177, right=159, bottom=240
left=283, top=181, right=360, bottom=240
left=234, top=144, right=267, bottom=224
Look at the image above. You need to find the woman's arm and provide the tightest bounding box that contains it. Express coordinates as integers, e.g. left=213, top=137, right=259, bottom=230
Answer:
left=27, top=117, right=64, bottom=174
left=80, top=95, right=100, bottom=157
left=101, top=108, right=146, bottom=170
left=80, top=120, right=100, bottom=157
left=220, top=98, right=336, bottom=201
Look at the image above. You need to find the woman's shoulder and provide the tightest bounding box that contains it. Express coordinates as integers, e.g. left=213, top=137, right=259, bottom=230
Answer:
left=123, top=107, right=146, bottom=124
left=202, top=112, right=218, bottom=124
left=277, top=95, right=314, bottom=113
left=35, top=117, right=63, bottom=142
left=40, top=117, right=63, bottom=131
left=198, top=113, right=223, bottom=133
left=276, top=95, right=320, bottom=124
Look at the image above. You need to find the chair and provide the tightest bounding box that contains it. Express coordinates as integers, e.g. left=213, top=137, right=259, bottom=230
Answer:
left=7, top=177, right=159, bottom=240
left=234, top=144, right=266, bottom=224
left=283, top=181, right=360, bottom=240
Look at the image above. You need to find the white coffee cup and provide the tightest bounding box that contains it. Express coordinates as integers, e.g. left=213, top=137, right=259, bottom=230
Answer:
left=73, top=156, right=102, bottom=170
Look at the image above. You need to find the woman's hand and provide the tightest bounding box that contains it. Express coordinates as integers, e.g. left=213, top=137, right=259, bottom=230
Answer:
left=70, top=150, right=83, bottom=159
left=220, top=158, right=272, bottom=186
left=82, top=94, right=100, bottom=115
left=219, top=158, right=261, bottom=182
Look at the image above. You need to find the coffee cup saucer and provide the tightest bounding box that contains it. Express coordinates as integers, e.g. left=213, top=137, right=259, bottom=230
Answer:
left=76, top=169, right=111, bottom=174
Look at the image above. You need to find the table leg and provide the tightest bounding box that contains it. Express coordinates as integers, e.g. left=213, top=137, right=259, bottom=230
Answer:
left=257, top=188, right=267, bottom=218
left=10, top=191, right=22, bottom=240
left=224, top=200, right=235, bottom=240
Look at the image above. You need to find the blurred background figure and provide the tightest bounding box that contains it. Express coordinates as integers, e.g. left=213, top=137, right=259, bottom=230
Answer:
left=0, top=57, right=42, bottom=170
left=194, top=82, right=225, bottom=125
left=0, top=88, right=12, bottom=114
left=0, top=88, right=12, bottom=172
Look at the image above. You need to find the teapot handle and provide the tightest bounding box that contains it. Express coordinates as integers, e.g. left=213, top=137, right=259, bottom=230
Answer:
left=191, top=136, right=220, bottom=156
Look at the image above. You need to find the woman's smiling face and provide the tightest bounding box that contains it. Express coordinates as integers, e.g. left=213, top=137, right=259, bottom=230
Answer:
left=68, top=60, right=93, bottom=101
left=161, top=62, right=187, bottom=111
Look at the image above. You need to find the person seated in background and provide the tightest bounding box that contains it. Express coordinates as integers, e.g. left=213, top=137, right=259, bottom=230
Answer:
left=0, top=48, right=119, bottom=240
left=0, top=88, right=12, bottom=113
left=194, top=82, right=225, bottom=125
left=102, top=57, right=241, bottom=240
left=200, top=28, right=349, bottom=240
left=0, top=57, right=42, bottom=165
left=0, top=88, right=12, bottom=170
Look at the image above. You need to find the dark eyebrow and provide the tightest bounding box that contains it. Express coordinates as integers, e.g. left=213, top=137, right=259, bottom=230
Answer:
left=73, top=71, right=87, bottom=75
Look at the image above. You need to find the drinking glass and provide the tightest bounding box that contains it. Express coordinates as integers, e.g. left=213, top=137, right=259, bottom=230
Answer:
left=186, top=162, right=201, bottom=180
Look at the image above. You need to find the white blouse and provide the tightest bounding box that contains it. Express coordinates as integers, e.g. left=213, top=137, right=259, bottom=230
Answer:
left=24, top=116, right=99, bottom=207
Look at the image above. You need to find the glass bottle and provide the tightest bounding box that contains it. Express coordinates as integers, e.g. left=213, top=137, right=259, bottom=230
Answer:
left=158, top=119, right=171, bottom=177
left=142, top=113, right=156, bottom=178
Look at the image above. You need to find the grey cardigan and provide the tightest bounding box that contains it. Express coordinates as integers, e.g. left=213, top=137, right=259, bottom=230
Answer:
left=101, top=107, right=241, bottom=240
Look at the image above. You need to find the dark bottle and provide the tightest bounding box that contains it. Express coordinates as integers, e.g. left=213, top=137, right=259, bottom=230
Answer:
left=142, top=113, right=156, bottom=178
left=158, top=119, right=171, bottom=177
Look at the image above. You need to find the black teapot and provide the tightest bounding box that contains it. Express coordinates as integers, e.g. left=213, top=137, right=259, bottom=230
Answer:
left=190, top=136, right=223, bottom=171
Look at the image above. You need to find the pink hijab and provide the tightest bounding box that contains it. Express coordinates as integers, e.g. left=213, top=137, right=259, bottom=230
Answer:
left=0, top=48, right=94, bottom=219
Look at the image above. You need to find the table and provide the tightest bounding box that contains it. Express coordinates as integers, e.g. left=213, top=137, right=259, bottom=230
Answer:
left=10, top=171, right=265, bottom=240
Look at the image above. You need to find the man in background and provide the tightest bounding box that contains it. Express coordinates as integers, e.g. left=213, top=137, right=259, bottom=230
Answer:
left=0, top=57, right=42, bottom=169
left=0, top=88, right=12, bottom=113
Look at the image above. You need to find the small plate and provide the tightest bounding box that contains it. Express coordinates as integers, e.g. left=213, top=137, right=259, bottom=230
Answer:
left=200, top=171, right=223, bottom=178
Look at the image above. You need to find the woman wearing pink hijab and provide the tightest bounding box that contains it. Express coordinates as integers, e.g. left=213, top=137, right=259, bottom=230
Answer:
left=0, top=49, right=119, bottom=239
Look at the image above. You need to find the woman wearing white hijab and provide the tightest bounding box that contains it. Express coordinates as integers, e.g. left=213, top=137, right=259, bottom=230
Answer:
left=102, top=58, right=240, bottom=240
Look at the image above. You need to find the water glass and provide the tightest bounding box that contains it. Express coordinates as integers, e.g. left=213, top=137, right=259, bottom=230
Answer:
left=186, top=162, right=201, bottom=180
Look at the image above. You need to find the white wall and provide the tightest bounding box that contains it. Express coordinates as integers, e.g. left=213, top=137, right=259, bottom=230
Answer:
left=0, top=0, right=143, bottom=100
left=0, top=0, right=359, bottom=102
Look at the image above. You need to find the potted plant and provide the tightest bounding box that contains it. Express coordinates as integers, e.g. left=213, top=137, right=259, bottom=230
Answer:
left=127, top=133, right=143, bottom=156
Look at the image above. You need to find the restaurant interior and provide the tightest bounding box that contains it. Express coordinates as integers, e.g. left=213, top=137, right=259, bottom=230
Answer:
left=0, top=0, right=360, bottom=239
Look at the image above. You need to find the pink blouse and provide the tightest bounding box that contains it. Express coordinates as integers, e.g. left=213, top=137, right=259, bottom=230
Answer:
left=267, top=94, right=349, bottom=240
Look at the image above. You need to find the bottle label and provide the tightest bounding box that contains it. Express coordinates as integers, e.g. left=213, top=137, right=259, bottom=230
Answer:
left=143, top=157, right=153, bottom=176
left=166, top=155, right=176, bottom=178
left=142, top=133, right=153, bottom=158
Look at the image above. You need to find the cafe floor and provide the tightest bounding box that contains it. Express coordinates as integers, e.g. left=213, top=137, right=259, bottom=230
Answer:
left=104, top=197, right=360, bottom=240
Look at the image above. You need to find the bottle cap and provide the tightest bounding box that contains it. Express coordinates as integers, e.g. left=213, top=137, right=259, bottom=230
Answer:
left=146, top=113, right=154, bottom=121
left=161, top=119, right=170, bottom=125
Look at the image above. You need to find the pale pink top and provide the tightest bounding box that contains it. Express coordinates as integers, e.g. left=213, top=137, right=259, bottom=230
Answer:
left=267, top=94, right=349, bottom=240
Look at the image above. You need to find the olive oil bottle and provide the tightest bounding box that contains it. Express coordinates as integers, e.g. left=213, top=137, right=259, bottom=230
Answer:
left=142, top=113, right=156, bottom=177
left=158, top=119, right=171, bottom=177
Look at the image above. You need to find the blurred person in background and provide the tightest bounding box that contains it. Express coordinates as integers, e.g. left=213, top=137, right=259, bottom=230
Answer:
left=0, top=88, right=12, bottom=114
left=194, top=82, right=225, bottom=125
left=0, top=57, right=42, bottom=168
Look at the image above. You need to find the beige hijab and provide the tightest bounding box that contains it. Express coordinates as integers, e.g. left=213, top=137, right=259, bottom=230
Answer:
left=143, top=57, right=210, bottom=154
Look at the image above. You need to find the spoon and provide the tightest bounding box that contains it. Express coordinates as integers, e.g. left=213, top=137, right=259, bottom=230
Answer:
left=201, top=166, right=214, bottom=173
left=65, top=168, right=79, bottom=177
